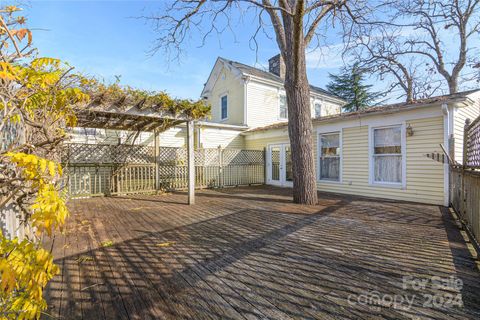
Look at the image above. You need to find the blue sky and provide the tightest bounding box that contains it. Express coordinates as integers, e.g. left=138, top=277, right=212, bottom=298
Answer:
left=24, top=0, right=346, bottom=100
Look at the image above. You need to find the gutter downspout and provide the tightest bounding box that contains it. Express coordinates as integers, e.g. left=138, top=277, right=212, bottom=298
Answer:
left=442, top=103, right=452, bottom=207
left=243, top=76, right=250, bottom=126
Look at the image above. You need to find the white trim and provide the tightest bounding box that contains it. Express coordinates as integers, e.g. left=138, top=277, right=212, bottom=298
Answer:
left=442, top=103, right=452, bottom=207
left=317, top=130, right=343, bottom=184
left=368, top=124, right=407, bottom=189
left=243, top=76, right=250, bottom=125
left=266, top=142, right=292, bottom=187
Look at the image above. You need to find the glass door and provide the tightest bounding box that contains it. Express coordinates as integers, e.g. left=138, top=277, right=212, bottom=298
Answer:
left=284, top=145, right=293, bottom=186
left=267, top=144, right=293, bottom=187
left=269, top=145, right=282, bottom=186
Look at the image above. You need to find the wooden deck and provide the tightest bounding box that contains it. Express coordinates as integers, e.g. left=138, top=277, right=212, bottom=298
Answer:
left=44, top=186, right=480, bottom=319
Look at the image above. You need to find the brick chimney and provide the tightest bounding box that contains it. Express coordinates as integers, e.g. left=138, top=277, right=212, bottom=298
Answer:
left=268, top=54, right=285, bottom=78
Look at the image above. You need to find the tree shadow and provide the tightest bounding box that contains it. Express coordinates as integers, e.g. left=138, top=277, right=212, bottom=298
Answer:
left=43, top=187, right=480, bottom=320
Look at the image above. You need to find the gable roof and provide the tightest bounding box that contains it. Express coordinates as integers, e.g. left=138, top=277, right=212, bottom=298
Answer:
left=245, top=89, right=480, bottom=133
left=203, top=57, right=345, bottom=102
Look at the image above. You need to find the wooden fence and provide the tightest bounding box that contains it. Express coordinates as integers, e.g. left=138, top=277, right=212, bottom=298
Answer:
left=449, top=116, right=480, bottom=250
left=450, top=167, right=480, bottom=246
left=63, top=144, right=265, bottom=198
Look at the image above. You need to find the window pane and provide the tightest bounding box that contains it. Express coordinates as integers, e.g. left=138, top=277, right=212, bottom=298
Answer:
left=221, top=96, right=227, bottom=119
left=320, top=133, right=340, bottom=181
left=285, top=146, right=293, bottom=182
left=374, top=155, right=402, bottom=183
left=320, top=157, right=340, bottom=180
left=315, top=103, right=321, bottom=118
left=321, top=134, right=339, bottom=156
left=280, top=95, right=287, bottom=119
left=271, top=147, right=280, bottom=181
left=374, top=127, right=401, bottom=153
left=374, top=146, right=402, bottom=154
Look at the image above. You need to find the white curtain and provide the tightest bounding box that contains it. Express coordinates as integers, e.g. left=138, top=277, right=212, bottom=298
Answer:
left=373, top=127, right=402, bottom=183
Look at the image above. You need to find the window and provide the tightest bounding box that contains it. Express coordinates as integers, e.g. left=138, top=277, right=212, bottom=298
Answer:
left=221, top=95, right=228, bottom=120
left=372, top=126, right=403, bottom=184
left=279, top=95, right=287, bottom=119
left=319, top=132, right=341, bottom=181
left=314, top=102, right=322, bottom=118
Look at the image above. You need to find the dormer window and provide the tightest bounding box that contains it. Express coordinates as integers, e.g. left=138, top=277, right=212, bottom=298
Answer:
left=315, top=102, right=322, bottom=118
left=279, top=95, right=287, bottom=119
left=221, top=95, right=228, bottom=120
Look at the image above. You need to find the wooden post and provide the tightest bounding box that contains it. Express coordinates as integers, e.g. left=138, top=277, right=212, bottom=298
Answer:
left=461, top=118, right=471, bottom=219
left=264, top=147, right=268, bottom=185
left=187, top=121, right=195, bottom=205
left=154, top=129, right=160, bottom=191
left=218, top=145, right=223, bottom=188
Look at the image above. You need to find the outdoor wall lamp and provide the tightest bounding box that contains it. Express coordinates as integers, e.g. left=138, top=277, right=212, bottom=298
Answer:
left=406, top=123, right=414, bottom=136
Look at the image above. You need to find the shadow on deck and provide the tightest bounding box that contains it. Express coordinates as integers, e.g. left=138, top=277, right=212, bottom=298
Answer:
left=43, top=186, right=480, bottom=319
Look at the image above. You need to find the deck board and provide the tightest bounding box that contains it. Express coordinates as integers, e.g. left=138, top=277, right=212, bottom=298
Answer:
left=44, top=186, right=480, bottom=319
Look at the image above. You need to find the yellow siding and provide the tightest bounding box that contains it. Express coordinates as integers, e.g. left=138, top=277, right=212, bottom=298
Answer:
left=454, top=99, right=480, bottom=163
left=316, top=117, right=445, bottom=205
left=207, top=66, right=244, bottom=125
left=246, top=116, right=446, bottom=205
left=245, top=135, right=289, bottom=150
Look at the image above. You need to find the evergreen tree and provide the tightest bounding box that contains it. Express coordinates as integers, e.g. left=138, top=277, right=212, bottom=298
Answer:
left=327, top=63, right=382, bottom=112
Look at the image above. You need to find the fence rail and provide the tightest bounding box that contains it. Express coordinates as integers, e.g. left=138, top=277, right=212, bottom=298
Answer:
left=450, top=167, right=480, bottom=248
left=62, top=144, right=265, bottom=198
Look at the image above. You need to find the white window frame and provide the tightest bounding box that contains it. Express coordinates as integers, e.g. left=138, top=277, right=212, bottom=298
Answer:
left=220, top=95, right=228, bottom=120
left=314, top=101, right=322, bottom=118
left=368, top=124, right=407, bottom=189
left=317, top=130, right=342, bottom=183
left=279, top=94, right=288, bottom=120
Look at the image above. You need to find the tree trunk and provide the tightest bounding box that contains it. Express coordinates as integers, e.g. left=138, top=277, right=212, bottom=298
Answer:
left=283, top=53, right=318, bottom=205
left=448, top=78, right=458, bottom=94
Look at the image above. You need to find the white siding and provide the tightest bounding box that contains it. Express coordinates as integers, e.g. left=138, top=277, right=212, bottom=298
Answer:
left=199, top=127, right=245, bottom=149
left=245, top=80, right=344, bottom=128
left=311, top=98, right=342, bottom=117
left=246, top=81, right=283, bottom=128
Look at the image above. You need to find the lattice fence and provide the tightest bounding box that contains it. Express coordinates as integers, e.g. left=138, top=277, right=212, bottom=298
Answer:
left=63, top=143, right=154, bottom=164
left=465, top=116, right=480, bottom=168
left=62, top=144, right=265, bottom=197
left=157, top=147, right=264, bottom=190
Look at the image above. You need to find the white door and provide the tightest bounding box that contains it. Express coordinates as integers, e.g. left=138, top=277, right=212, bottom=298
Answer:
left=267, top=144, right=293, bottom=187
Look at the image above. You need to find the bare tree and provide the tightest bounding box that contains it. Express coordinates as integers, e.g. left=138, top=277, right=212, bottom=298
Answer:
left=147, top=0, right=362, bottom=204
left=399, top=0, right=480, bottom=93
left=349, top=0, right=480, bottom=101
left=349, top=28, right=440, bottom=102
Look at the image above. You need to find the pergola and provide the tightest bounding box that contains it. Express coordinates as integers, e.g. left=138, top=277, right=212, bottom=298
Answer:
left=73, top=104, right=197, bottom=204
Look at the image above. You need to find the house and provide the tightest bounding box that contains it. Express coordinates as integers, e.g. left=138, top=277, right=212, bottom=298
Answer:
left=200, top=55, right=346, bottom=127
left=70, top=55, right=480, bottom=206
left=244, top=89, right=480, bottom=206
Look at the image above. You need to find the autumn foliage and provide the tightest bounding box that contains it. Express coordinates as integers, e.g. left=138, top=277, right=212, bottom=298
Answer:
left=0, top=4, right=209, bottom=319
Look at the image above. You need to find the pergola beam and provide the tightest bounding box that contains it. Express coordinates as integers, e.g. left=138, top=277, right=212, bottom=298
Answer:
left=71, top=103, right=196, bottom=205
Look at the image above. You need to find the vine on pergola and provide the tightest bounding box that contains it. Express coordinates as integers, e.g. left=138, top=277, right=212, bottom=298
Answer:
left=0, top=5, right=209, bottom=319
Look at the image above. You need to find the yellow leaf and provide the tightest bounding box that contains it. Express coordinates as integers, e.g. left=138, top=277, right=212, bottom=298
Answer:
left=156, top=241, right=175, bottom=247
